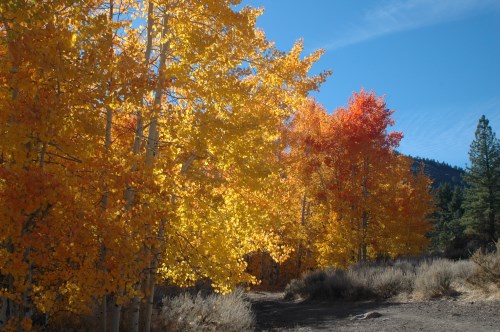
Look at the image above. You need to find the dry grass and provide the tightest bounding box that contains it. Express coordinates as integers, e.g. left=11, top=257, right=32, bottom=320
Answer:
left=157, top=289, right=254, bottom=332
left=283, top=252, right=498, bottom=302
left=284, top=269, right=359, bottom=301
left=413, top=259, right=474, bottom=299
left=371, top=267, right=414, bottom=298
left=467, top=242, right=500, bottom=289
left=284, top=263, right=415, bottom=301
left=283, top=278, right=307, bottom=301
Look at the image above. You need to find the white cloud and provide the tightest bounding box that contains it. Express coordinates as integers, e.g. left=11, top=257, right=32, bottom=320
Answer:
left=322, top=0, right=500, bottom=51
left=395, top=97, right=500, bottom=167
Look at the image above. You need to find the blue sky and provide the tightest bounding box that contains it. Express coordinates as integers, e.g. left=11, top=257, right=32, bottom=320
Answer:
left=242, top=0, right=500, bottom=168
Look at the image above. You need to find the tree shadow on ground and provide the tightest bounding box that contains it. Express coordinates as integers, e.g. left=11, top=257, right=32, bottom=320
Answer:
left=250, top=292, right=398, bottom=331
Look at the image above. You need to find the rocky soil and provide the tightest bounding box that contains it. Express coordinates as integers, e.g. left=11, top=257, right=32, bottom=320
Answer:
left=249, top=292, right=500, bottom=332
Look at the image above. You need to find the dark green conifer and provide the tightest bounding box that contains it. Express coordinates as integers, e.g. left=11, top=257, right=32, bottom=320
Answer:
left=431, top=184, right=465, bottom=256
left=461, top=115, right=500, bottom=245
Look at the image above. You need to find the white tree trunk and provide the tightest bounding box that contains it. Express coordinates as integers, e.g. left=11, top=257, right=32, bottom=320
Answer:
left=100, top=2, right=114, bottom=329
left=129, top=295, right=140, bottom=332
left=143, top=258, right=157, bottom=332
left=110, top=294, right=122, bottom=332
left=129, top=2, right=160, bottom=330
left=100, top=297, right=107, bottom=332
left=141, top=11, right=169, bottom=332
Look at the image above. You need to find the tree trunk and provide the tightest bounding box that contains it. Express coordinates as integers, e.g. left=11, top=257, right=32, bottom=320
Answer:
left=100, top=296, right=107, bottom=332
left=260, top=251, right=266, bottom=284
left=100, top=2, right=114, bottom=329
left=361, top=158, right=369, bottom=261
left=296, top=193, right=308, bottom=274
left=111, top=294, right=122, bottom=332
left=362, top=211, right=368, bottom=261
left=99, top=105, right=113, bottom=332
left=143, top=255, right=158, bottom=332
left=12, top=301, right=20, bottom=332
left=22, top=247, right=33, bottom=320
left=0, top=296, right=8, bottom=329
left=141, top=12, right=169, bottom=331
left=126, top=0, right=155, bottom=327
left=1, top=253, right=13, bottom=329
left=488, top=186, right=496, bottom=243
left=129, top=296, right=140, bottom=332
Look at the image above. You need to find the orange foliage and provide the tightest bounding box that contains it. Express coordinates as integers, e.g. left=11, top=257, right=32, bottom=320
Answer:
left=269, top=91, right=433, bottom=279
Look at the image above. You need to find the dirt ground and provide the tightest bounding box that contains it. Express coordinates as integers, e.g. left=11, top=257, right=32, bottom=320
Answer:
left=249, top=292, right=500, bottom=332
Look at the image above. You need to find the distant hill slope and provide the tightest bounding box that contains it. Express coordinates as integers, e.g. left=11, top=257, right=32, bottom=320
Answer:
left=410, top=156, right=465, bottom=189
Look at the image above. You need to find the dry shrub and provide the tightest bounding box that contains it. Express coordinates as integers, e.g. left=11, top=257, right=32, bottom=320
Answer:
left=305, top=269, right=368, bottom=300
left=305, top=269, right=352, bottom=300
left=392, top=258, right=421, bottom=274
left=284, top=257, right=482, bottom=302
left=284, top=269, right=358, bottom=301
left=283, top=278, right=306, bottom=301
left=371, top=267, right=414, bottom=298
left=158, top=289, right=254, bottom=332
left=450, top=260, right=476, bottom=280
left=414, top=259, right=454, bottom=298
left=414, top=259, right=475, bottom=299
left=284, top=264, right=415, bottom=301
left=322, top=269, right=367, bottom=300
left=468, top=242, right=500, bottom=288
left=348, top=264, right=415, bottom=299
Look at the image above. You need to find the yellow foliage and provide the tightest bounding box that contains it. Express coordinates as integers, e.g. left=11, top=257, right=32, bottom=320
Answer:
left=0, top=0, right=327, bottom=328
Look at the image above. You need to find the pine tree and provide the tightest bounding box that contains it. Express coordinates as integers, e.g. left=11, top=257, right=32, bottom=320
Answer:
left=462, top=115, right=500, bottom=245
left=431, top=183, right=453, bottom=251
left=450, top=186, right=465, bottom=223
left=431, top=184, right=465, bottom=256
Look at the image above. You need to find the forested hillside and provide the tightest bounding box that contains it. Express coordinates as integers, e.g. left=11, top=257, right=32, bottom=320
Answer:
left=411, top=156, right=465, bottom=189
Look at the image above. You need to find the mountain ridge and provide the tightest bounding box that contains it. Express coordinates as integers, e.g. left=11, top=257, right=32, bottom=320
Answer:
left=410, top=156, right=465, bottom=189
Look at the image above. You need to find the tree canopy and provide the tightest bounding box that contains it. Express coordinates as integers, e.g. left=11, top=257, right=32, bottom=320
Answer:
left=0, top=1, right=328, bottom=330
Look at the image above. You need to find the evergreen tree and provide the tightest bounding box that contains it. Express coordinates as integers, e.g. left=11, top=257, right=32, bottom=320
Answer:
left=431, top=183, right=465, bottom=256
left=462, top=115, right=500, bottom=245
left=431, top=183, right=453, bottom=251
left=450, top=186, right=465, bottom=222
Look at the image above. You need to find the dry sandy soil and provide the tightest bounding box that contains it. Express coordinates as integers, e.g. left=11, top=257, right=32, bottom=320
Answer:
left=249, top=292, right=500, bottom=332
